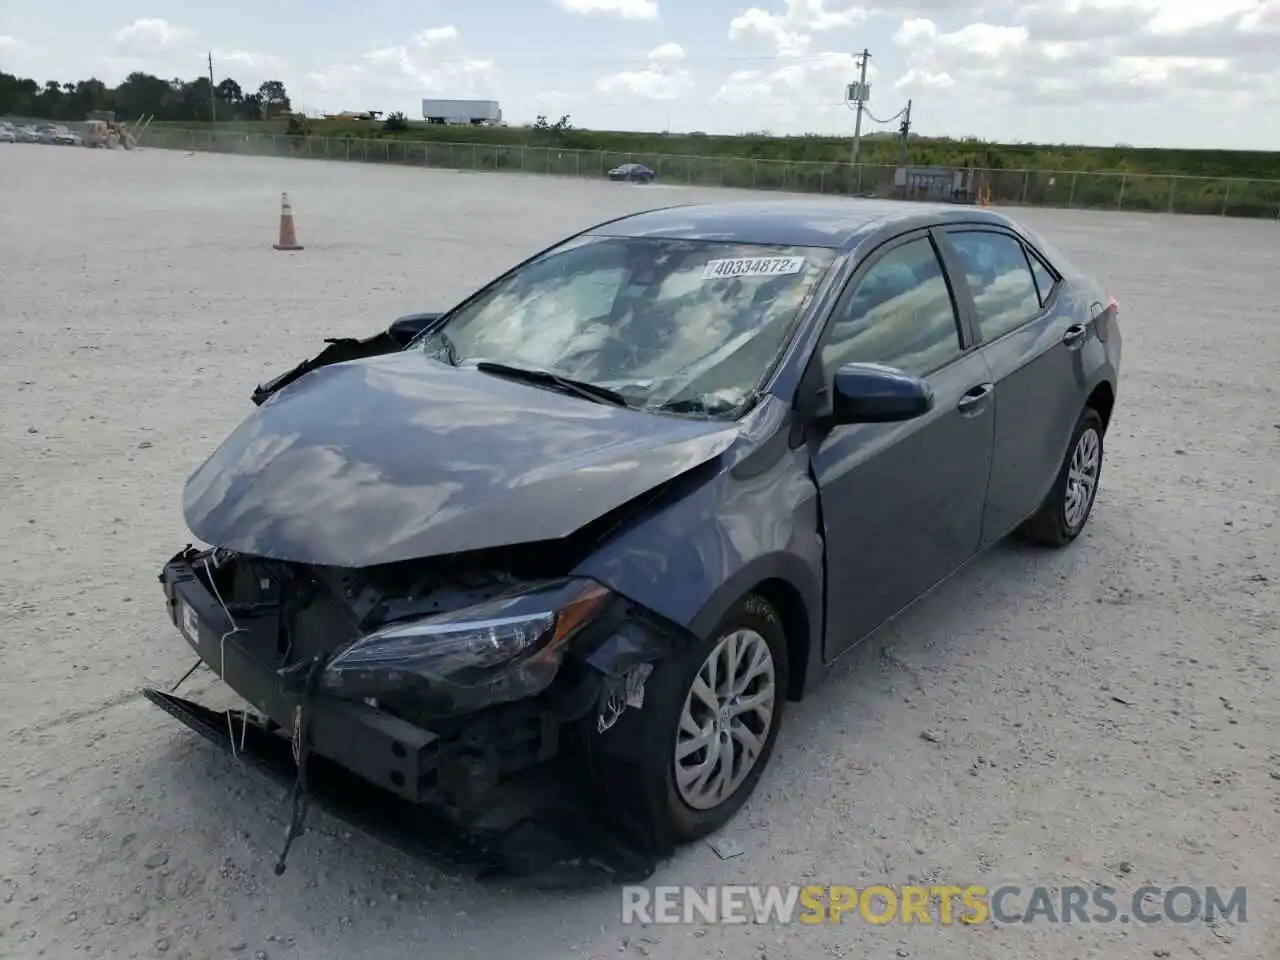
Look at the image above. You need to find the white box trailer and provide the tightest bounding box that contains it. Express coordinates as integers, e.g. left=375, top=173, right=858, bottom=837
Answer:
left=421, top=99, right=502, bottom=125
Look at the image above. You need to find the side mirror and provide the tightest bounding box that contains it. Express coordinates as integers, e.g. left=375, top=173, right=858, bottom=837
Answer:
left=830, top=362, right=933, bottom=424
left=387, top=312, right=443, bottom=347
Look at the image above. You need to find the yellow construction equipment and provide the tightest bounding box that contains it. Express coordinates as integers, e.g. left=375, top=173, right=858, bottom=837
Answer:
left=83, top=111, right=142, bottom=150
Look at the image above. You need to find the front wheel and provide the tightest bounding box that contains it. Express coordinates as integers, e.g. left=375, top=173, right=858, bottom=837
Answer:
left=582, top=595, right=788, bottom=848
left=1018, top=406, right=1105, bottom=547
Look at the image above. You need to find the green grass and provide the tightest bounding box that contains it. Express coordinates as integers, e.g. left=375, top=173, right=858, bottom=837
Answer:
left=144, top=120, right=1280, bottom=218
left=149, top=118, right=1280, bottom=180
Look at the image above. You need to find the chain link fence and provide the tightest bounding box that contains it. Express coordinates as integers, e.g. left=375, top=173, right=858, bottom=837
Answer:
left=144, top=127, right=1280, bottom=220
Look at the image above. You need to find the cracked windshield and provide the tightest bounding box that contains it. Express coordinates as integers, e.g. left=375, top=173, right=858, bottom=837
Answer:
left=417, top=235, right=835, bottom=415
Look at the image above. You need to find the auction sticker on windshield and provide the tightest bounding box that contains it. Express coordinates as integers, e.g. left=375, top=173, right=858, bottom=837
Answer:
left=702, top=256, right=806, bottom=280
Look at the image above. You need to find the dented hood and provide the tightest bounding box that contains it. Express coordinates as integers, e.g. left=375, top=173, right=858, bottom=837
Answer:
left=183, top=352, right=740, bottom=567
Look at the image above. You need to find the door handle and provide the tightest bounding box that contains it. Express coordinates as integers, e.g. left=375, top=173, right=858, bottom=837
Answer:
left=1062, top=323, right=1088, bottom=349
left=957, top=382, right=993, bottom=415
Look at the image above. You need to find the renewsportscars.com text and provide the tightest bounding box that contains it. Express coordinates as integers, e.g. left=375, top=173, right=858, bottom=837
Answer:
left=622, top=884, right=1248, bottom=926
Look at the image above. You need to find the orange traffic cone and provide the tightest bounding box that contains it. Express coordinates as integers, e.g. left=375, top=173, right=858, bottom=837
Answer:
left=273, top=192, right=304, bottom=251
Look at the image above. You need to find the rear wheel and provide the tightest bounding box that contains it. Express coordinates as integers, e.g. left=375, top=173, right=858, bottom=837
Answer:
left=583, top=595, right=788, bottom=848
left=1018, top=406, right=1104, bottom=547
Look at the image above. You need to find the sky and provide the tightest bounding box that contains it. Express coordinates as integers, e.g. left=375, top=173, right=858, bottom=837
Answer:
left=2, top=0, right=1279, bottom=149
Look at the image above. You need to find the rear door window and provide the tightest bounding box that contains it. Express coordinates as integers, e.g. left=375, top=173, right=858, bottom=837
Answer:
left=1026, top=250, right=1057, bottom=307
left=946, top=231, right=1043, bottom=342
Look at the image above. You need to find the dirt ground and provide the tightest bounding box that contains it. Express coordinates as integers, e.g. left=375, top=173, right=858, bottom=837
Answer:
left=0, top=144, right=1276, bottom=960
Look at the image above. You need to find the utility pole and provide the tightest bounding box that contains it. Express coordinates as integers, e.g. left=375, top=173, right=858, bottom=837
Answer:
left=898, top=98, right=912, bottom=167
left=208, top=51, right=216, bottom=122
left=849, top=48, right=870, bottom=166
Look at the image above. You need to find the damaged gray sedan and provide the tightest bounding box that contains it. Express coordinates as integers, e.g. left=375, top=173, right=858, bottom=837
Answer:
left=152, top=198, right=1121, bottom=872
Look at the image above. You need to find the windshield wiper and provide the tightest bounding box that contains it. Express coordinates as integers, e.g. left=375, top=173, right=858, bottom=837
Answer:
left=437, top=330, right=459, bottom=366
left=475, top=361, right=630, bottom=407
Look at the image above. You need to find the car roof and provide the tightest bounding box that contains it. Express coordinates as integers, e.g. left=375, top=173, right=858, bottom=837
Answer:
left=588, top=198, right=1018, bottom=251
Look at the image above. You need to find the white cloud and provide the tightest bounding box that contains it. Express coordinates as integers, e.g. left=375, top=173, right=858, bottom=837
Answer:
left=897, top=19, right=1028, bottom=57
left=890, top=8, right=1280, bottom=107
left=214, top=50, right=287, bottom=77
left=715, top=0, right=880, bottom=126
left=729, top=0, right=868, bottom=56
left=1146, top=0, right=1256, bottom=34
left=648, top=42, right=686, bottom=61
left=596, top=43, right=693, bottom=100
left=531, top=89, right=588, bottom=107
left=304, top=26, right=498, bottom=108
left=89, top=56, right=151, bottom=84
left=0, top=35, right=25, bottom=52
left=114, top=18, right=192, bottom=53
left=1009, top=0, right=1280, bottom=50
left=1239, top=0, right=1280, bottom=32
left=305, top=64, right=363, bottom=95
left=894, top=68, right=953, bottom=91
left=716, top=50, right=875, bottom=100
left=555, top=0, right=659, bottom=20
left=414, top=26, right=460, bottom=43
left=711, top=50, right=878, bottom=136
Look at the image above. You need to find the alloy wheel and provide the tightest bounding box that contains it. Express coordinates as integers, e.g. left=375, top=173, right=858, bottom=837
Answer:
left=674, top=628, right=777, bottom=811
left=1064, top=426, right=1101, bottom=530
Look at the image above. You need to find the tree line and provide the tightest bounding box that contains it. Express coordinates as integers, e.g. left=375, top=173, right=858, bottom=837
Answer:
left=0, top=70, right=292, bottom=122
left=7, top=66, right=1278, bottom=182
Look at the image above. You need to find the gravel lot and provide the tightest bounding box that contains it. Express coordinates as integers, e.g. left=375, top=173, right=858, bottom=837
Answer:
left=1, top=143, right=1277, bottom=960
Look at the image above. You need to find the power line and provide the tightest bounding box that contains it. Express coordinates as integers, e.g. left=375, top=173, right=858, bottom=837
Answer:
left=590, top=100, right=850, bottom=108
left=345, top=51, right=878, bottom=68
left=862, top=104, right=908, bottom=124
left=841, top=51, right=916, bottom=167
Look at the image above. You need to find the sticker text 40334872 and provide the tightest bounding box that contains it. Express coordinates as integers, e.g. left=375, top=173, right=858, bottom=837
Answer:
left=701, top=256, right=807, bottom=280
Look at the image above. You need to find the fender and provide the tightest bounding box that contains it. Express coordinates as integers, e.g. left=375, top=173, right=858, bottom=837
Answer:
left=1022, top=365, right=1118, bottom=528
left=687, top=550, right=821, bottom=646
left=688, top=549, right=825, bottom=699
left=574, top=398, right=827, bottom=700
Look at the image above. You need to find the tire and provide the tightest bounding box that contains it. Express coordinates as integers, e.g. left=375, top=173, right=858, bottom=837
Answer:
left=1018, top=406, right=1105, bottom=547
left=581, top=594, right=788, bottom=850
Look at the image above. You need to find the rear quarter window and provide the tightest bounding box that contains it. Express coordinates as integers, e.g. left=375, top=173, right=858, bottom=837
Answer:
left=1026, top=250, right=1057, bottom=306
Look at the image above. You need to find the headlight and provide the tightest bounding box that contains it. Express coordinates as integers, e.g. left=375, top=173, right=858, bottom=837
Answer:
left=321, top=578, right=613, bottom=716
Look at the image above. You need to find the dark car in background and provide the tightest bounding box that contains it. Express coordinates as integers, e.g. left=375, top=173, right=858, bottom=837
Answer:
left=152, top=198, right=1120, bottom=861
left=608, top=162, right=657, bottom=183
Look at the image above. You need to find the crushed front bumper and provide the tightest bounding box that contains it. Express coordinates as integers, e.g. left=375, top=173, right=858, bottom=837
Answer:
left=142, top=687, right=494, bottom=872
left=143, top=687, right=658, bottom=884
left=158, top=554, right=443, bottom=805
left=150, top=548, right=683, bottom=883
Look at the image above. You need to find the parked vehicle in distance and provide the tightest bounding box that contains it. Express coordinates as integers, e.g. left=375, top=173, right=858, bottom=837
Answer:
left=0, top=122, right=16, bottom=143
left=18, top=125, right=42, bottom=143
left=150, top=198, right=1121, bottom=863
left=421, top=98, right=502, bottom=125
left=608, top=162, right=657, bottom=183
